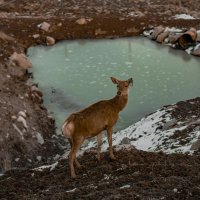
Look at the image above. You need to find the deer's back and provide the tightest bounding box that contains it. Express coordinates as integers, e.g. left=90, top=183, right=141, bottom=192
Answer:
left=67, top=100, right=118, bottom=137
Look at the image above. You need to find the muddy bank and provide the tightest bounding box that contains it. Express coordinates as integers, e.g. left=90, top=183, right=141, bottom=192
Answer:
left=0, top=149, right=200, bottom=199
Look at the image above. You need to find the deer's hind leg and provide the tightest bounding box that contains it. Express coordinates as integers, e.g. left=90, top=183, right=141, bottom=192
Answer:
left=68, top=138, right=81, bottom=168
left=68, top=136, right=84, bottom=178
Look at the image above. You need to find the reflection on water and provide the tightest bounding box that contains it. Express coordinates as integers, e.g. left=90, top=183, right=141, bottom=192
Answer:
left=28, top=37, right=200, bottom=132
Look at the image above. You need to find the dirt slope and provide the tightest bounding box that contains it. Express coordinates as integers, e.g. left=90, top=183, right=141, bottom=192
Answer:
left=1, top=149, right=200, bottom=199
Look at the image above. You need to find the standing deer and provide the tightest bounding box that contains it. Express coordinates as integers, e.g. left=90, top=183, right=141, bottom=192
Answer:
left=62, top=77, right=133, bottom=178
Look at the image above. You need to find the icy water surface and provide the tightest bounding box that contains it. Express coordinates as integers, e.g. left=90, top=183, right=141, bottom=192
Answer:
left=28, top=37, right=200, bottom=132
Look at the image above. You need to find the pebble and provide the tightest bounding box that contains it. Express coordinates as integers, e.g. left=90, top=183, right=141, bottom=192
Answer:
left=17, top=116, right=28, bottom=129
left=37, top=22, right=50, bottom=32
left=46, top=36, right=55, bottom=46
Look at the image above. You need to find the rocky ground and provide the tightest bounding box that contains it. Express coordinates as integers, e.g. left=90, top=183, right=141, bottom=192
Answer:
left=1, top=149, right=200, bottom=199
left=0, top=0, right=200, bottom=199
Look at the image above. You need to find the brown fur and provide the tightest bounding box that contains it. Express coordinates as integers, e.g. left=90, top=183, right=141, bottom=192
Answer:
left=62, top=77, right=133, bottom=178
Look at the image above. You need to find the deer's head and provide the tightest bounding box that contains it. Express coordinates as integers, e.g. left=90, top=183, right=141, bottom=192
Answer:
left=111, top=77, right=133, bottom=96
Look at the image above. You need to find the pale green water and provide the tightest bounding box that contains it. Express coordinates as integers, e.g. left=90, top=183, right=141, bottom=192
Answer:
left=28, top=37, right=200, bottom=132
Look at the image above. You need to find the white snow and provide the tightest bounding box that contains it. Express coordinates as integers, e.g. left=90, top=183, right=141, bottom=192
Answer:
left=34, top=161, right=58, bottom=171
left=66, top=188, right=77, bottom=193
left=120, top=185, right=131, bottom=189
left=173, top=14, right=196, bottom=20
left=82, top=105, right=199, bottom=155
left=164, top=27, right=182, bottom=33
left=185, top=47, right=194, bottom=54
left=194, top=43, right=200, bottom=51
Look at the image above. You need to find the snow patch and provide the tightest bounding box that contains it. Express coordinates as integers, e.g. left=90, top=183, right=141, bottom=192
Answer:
left=120, top=185, right=131, bottom=189
left=185, top=47, right=194, bottom=54
left=173, top=14, right=196, bottom=20
left=66, top=188, right=77, bottom=193
left=34, top=161, right=58, bottom=172
left=164, top=27, right=182, bottom=33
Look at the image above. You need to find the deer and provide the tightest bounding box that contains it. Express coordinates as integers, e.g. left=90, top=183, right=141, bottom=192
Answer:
left=62, top=77, right=133, bottom=178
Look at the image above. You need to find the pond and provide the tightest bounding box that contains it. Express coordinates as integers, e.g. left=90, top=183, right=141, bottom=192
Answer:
left=28, top=37, right=200, bottom=132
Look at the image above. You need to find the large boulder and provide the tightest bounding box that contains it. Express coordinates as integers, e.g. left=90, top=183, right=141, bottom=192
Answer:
left=150, top=26, right=165, bottom=40
left=156, top=31, right=170, bottom=43
left=10, top=52, right=32, bottom=69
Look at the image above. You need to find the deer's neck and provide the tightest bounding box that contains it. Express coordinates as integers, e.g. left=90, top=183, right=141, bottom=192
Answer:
left=111, top=93, right=129, bottom=112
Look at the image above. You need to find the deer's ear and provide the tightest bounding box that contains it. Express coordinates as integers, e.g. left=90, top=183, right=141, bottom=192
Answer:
left=110, top=77, right=120, bottom=84
left=128, top=78, right=133, bottom=86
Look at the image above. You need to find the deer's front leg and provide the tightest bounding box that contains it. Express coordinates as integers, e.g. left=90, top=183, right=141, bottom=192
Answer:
left=106, top=127, right=116, bottom=160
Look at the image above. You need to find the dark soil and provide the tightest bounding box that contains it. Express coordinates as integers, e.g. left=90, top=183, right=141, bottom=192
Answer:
left=0, top=149, right=200, bottom=200
left=0, top=0, right=200, bottom=199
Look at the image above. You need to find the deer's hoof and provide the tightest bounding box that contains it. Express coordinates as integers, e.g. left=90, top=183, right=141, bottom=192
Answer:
left=110, top=155, right=116, bottom=160
left=76, top=164, right=82, bottom=169
left=71, top=174, right=77, bottom=179
left=96, top=155, right=101, bottom=162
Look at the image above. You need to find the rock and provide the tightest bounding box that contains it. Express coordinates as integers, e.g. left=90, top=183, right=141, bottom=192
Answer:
left=95, top=28, right=107, bottom=35
left=17, top=116, right=28, bottom=129
left=15, top=158, right=20, bottom=162
left=0, top=31, right=14, bottom=41
left=31, top=85, right=39, bottom=92
left=191, top=45, right=200, bottom=57
left=36, top=156, right=42, bottom=161
left=32, top=34, right=40, bottom=39
left=57, top=22, right=62, bottom=27
left=162, top=119, right=177, bottom=131
left=46, top=36, right=55, bottom=46
left=135, top=11, right=145, bottom=18
left=12, top=123, right=24, bottom=140
left=36, top=132, right=44, bottom=145
left=150, top=26, right=165, bottom=40
left=76, top=18, right=90, bottom=25
left=120, top=137, right=131, bottom=145
left=18, top=111, right=27, bottom=118
left=190, top=140, right=200, bottom=150
left=173, top=188, right=178, bottom=193
left=38, top=22, right=50, bottom=32
left=10, top=52, right=32, bottom=69
left=168, top=33, right=181, bottom=44
left=156, top=31, right=170, bottom=43
left=11, top=116, right=17, bottom=120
